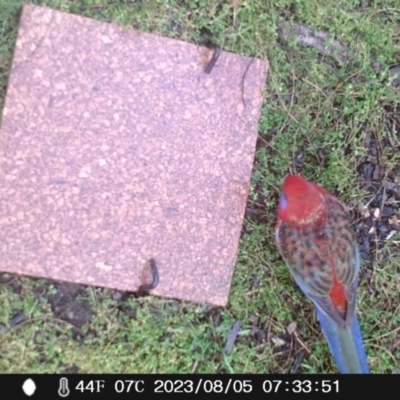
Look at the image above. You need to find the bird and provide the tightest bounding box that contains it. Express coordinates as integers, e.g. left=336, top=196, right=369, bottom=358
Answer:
left=275, top=174, right=369, bottom=373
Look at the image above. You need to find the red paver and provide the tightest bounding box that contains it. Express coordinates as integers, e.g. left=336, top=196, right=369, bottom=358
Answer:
left=0, top=4, right=268, bottom=305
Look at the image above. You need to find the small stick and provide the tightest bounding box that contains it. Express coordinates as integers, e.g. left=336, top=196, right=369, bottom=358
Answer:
left=204, top=45, right=221, bottom=74
left=137, top=258, right=159, bottom=296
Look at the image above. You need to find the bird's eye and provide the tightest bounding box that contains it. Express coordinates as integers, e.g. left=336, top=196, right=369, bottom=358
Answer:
left=279, top=193, right=287, bottom=210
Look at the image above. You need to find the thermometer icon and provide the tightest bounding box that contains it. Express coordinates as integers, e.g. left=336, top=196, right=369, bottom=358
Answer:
left=58, top=377, right=70, bottom=397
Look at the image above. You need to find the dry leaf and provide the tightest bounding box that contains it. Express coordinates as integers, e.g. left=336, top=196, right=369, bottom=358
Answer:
left=287, top=321, right=297, bottom=334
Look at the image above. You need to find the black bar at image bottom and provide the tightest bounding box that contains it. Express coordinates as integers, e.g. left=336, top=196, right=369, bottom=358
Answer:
left=1, top=374, right=390, bottom=398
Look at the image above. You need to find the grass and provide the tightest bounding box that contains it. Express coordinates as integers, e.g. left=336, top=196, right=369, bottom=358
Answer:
left=1, top=0, right=400, bottom=373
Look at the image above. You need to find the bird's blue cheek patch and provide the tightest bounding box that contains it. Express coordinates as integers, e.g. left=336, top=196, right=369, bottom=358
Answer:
left=279, top=193, right=287, bottom=210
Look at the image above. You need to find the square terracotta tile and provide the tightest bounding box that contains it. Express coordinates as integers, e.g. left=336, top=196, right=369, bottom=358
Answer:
left=0, top=5, right=268, bottom=305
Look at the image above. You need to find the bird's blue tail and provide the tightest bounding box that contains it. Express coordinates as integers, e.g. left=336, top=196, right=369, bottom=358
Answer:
left=316, top=308, right=369, bottom=373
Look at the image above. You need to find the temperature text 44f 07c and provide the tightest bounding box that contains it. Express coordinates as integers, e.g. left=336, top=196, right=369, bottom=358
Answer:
left=75, top=380, right=145, bottom=393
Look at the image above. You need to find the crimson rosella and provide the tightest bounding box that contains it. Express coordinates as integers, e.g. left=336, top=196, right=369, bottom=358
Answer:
left=275, top=174, right=369, bottom=373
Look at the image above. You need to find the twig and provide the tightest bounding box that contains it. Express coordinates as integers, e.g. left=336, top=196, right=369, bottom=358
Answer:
left=137, top=258, right=159, bottom=296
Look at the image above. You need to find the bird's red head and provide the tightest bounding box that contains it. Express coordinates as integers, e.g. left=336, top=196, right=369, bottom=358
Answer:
left=278, top=175, right=327, bottom=224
